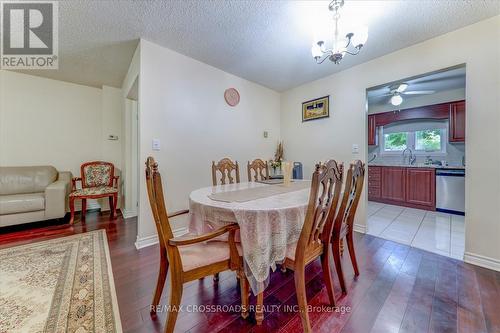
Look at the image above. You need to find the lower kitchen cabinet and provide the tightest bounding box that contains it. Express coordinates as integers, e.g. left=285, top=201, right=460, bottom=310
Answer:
left=368, top=166, right=436, bottom=211
left=406, top=168, right=435, bottom=208
left=381, top=167, right=406, bottom=203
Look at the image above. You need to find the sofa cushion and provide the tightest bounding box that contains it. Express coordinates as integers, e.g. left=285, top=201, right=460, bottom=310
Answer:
left=0, top=193, right=45, bottom=215
left=0, top=166, right=58, bottom=195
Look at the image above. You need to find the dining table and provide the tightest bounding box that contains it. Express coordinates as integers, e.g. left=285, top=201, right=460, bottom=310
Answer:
left=188, top=180, right=312, bottom=324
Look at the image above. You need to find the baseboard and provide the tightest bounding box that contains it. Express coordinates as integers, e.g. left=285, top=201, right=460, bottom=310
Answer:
left=121, top=209, right=138, bottom=219
left=353, top=223, right=366, bottom=234
left=134, top=227, right=189, bottom=250
left=464, top=252, right=500, bottom=272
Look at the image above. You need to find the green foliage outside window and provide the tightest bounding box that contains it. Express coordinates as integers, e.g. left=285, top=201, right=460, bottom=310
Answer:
left=384, top=132, right=407, bottom=151
left=415, top=129, right=441, bottom=151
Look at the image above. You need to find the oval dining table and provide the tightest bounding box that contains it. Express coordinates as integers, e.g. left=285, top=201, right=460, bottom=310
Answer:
left=189, top=180, right=312, bottom=324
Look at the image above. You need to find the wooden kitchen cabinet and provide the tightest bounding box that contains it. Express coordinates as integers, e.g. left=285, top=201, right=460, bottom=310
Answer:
left=406, top=168, right=435, bottom=208
left=381, top=167, right=406, bottom=203
left=370, top=166, right=436, bottom=211
left=449, top=100, right=466, bottom=142
left=368, top=115, right=377, bottom=146
left=368, top=166, right=381, bottom=200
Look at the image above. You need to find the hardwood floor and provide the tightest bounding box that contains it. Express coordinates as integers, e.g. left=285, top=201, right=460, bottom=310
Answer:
left=1, top=211, right=499, bottom=333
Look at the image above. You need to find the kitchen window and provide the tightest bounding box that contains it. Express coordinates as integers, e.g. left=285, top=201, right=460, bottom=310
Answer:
left=381, top=122, right=447, bottom=155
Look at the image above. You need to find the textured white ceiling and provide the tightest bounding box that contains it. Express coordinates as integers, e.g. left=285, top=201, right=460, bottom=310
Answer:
left=15, top=0, right=500, bottom=91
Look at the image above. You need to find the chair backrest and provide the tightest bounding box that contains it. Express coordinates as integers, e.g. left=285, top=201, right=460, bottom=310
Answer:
left=145, top=157, right=174, bottom=251
left=212, top=158, right=240, bottom=186
left=247, top=159, right=269, bottom=182
left=295, top=160, right=343, bottom=261
left=333, top=160, right=365, bottom=236
left=81, top=161, right=114, bottom=188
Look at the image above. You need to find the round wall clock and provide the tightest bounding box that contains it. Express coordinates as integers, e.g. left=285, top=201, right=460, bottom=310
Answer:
left=224, top=88, right=240, bottom=107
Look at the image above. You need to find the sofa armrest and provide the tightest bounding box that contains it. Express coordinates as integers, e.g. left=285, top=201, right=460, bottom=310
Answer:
left=45, top=171, right=72, bottom=218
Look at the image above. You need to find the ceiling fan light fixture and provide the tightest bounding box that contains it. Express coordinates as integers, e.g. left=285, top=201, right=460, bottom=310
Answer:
left=396, top=83, right=408, bottom=93
left=390, top=94, right=403, bottom=106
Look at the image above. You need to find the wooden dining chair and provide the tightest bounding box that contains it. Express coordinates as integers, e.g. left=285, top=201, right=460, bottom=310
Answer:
left=331, top=160, right=365, bottom=295
left=212, top=158, right=240, bottom=185
left=247, top=158, right=269, bottom=182
left=145, top=157, right=244, bottom=333
left=244, top=160, right=343, bottom=332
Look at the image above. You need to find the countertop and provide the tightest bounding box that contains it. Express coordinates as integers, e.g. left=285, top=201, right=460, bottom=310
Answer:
left=368, top=163, right=465, bottom=170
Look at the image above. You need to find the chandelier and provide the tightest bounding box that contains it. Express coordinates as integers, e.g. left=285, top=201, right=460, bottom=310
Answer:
left=311, top=0, right=368, bottom=64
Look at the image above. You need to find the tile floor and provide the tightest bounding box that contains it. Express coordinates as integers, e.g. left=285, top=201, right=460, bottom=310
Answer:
left=367, top=201, right=465, bottom=260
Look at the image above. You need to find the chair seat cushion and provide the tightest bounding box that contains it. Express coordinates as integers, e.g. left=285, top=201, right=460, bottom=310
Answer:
left=0, top=193, right=45, bottom=215
left=178, top=241, right=231, bottom=271
left=70, top=186, right=117, bottom=197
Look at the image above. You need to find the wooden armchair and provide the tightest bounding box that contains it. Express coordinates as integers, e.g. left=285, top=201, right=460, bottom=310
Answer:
left=242, top=160, right=344, bottom=331
left=145, top=157, right=246, bottom=333
left=247, top=159, right=269, bottom=182
left=212, top=158, right=240, bottom=185
left=69, top=161, right=119, bottom=224
left=331, top=160, right=365, bottom=295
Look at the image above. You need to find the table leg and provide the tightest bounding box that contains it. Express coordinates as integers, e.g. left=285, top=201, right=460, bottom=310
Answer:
left=256, top=291, right=264, bottom=325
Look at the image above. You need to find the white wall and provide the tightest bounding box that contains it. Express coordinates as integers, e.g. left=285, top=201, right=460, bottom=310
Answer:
left=135, top=39, right=281, bottom=246
left=0, top=70, right=124, bottom=210
left=280, top=16, right=500, bottom=269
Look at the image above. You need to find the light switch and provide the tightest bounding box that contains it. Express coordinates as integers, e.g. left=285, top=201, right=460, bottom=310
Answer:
left=263, top=131, right=268, bottom=138
left=352, top=144, right=359, bottom=154
left=152, top=139, right=160, bottom=151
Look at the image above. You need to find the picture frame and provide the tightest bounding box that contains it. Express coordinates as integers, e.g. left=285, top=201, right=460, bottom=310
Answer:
left=302, top=95, right=329, bottom=122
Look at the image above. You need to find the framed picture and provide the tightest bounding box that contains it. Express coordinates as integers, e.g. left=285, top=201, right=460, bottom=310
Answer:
left=302, top=96, right=329, bottom=122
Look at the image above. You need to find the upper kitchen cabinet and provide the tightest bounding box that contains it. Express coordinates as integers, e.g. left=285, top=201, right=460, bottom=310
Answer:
left=368, top=115, right=377, bottom=145
left=449, top=100, right=466, bottom=142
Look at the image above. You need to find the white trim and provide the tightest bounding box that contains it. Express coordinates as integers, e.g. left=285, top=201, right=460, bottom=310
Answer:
left=121, top=209, right=137, bottom=219
left=353, top=223, right=366, bottom=234
left=134, top=227, right=189, bottom=250
left=464, top=252, right=500, bottom=272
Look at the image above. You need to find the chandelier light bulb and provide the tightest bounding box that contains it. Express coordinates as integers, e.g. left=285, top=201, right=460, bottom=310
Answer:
left=352, top=26, right=368, bottom=47
left=311, top=43, right=322, bottom=58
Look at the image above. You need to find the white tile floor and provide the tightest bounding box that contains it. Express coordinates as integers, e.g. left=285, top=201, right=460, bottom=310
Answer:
left=367, top=201, right=465, bottom=260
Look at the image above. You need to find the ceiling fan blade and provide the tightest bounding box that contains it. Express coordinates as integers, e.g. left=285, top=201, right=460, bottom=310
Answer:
left=403, top=90, right=435, bottom=95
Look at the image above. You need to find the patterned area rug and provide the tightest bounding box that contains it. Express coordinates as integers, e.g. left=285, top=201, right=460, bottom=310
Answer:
left=0, top=230, right=122, bottom=332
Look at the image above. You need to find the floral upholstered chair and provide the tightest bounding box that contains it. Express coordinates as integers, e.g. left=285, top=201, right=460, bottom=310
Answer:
left=69, top=161, right=119, bottom=224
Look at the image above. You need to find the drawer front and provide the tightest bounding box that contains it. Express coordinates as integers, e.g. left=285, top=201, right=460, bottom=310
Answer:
left=368, top=187, right=381, bottom=200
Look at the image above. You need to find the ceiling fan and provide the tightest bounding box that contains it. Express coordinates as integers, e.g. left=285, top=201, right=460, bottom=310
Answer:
left=383, top=83, right=435, bottom=106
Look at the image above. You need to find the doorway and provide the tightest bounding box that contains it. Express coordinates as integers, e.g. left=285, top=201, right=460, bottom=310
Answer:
left=365, top=65, right=466, bottom=260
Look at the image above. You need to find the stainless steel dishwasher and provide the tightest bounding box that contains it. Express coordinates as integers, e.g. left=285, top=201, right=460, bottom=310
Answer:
left=436, top=168, right=465, bottom=215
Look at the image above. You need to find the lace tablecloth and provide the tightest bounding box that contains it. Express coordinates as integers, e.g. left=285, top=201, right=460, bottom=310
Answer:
left=189, top=181, right=310, bottom=294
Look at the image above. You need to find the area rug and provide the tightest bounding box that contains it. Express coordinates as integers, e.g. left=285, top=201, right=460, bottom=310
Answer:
left=0, top=230, right=122, bottom=332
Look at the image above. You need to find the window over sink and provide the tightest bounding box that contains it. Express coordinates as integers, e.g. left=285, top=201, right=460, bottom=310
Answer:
left=381, top=121, right=447, bottom=155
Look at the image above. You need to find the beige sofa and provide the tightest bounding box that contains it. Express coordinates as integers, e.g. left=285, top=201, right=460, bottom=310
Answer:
left=0, top=166, right=72, bottom=227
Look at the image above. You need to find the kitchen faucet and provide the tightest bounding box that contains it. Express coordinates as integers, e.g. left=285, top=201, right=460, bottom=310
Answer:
left=402, top=148, right=416, bottom=165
